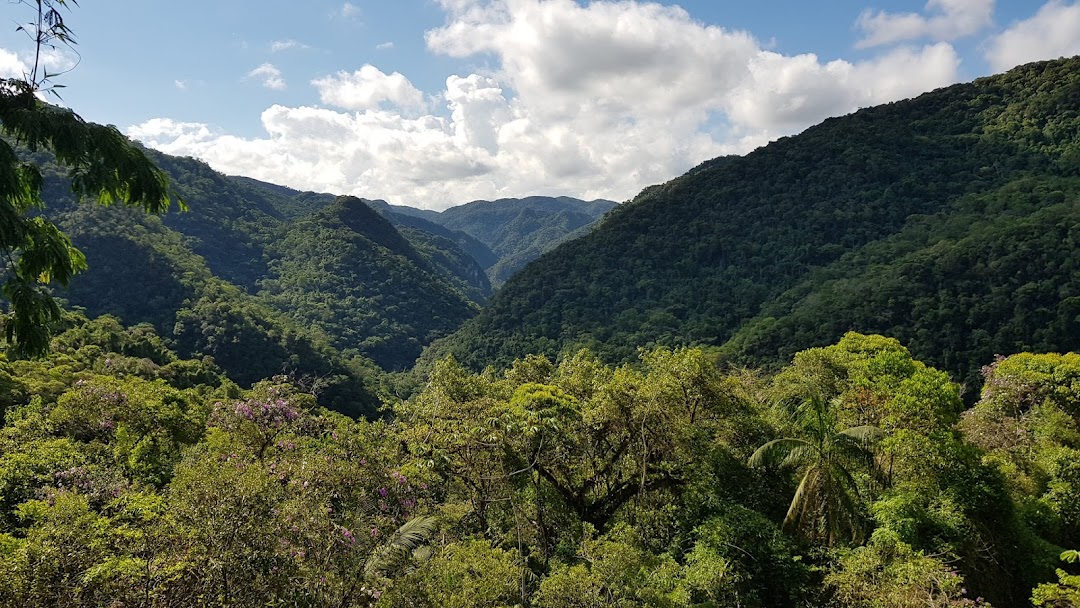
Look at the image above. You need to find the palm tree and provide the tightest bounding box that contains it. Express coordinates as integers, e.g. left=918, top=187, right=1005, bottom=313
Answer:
left=749, top=395, right=882, bottom=546
left=364, top=515, right=440, bottom=578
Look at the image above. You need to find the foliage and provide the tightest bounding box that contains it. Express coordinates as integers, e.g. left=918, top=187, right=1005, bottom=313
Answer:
left=826, top=529, right=987, bottom=607
left=1031, top=550, right=1080, bottom=608
left=749, top=394, right=882, bottom=545
left=380, top=540, right=522, bottom=607
left=961, top=353, right=1080, bottom=546
left=0, top=324, right=1076, bottom=606
left=0, top=14, right=180, bottom=358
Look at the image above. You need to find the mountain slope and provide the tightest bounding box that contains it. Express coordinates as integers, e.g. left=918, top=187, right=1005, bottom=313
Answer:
left=722, top=176, right=1080, bottom=389
left=29, top=148, right=487, bottom=399
left=259, top=196, right=481, bottom=369
left=436, top=196, right=617, bottom=284
left=227, top=178, right=614, bottom=287
left=55, top=203, right=382, bottom=417
left=428, top=57, right=1080, bottom=388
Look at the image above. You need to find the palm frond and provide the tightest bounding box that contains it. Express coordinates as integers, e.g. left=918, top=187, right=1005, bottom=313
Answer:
left=748, top=437, right=810, bottom=469
left=837, top=425, right=883, bottom=445
left=784, top=467, right=820, bottom=532
left=364, top=515, right=439, bottom=578
left=780, top=444, right=814, bottom=469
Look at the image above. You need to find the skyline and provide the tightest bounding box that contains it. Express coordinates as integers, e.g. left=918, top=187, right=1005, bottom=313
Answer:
left=1, top=0, right=1078, bottom=210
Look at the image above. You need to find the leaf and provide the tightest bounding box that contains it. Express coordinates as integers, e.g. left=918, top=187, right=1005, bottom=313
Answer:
left=364, top=515, right=440, bottom=578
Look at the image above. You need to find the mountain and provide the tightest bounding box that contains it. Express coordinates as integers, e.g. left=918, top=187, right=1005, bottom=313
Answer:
left=259, top=196, right=482, bottom=369
left=54, top=202, right=383, bottom=417
left=231, top=178, right=617, bottom=287
left=26, top=148, right=495, bottom=412
left=361, top=199, right=500, bottom=274
left=433, top=196, right=618, bottom=284
left=36, top=137, right=619, bottom=386
left=427, top=57, right=1080, bottom=390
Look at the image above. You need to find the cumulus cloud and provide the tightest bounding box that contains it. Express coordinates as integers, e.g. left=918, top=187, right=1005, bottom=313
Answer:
left=312, top=65, right=425, bottom=111
left=0, top=45, right=78, bottom=81
left=248, top=63, right=286, bottom=90
left=37, top=47, right=79, bottom=74
left=0, top=48, right=28, bottom=79
left=727, top=43, right=960, bottom=132
left=376, top=41, right=395, bottom=50
left=128, top=118, right=217, bottom=145
left=856, top=0, right=994, bottom=48
left=129, top=0, right=965, bottom=210
left=985, top=0, right=1080, bottom=71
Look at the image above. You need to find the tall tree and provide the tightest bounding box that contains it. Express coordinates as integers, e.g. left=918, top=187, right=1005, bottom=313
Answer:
left=749, top=395, right=881, bottom=546
left=0, top=0, right=179, bottom=358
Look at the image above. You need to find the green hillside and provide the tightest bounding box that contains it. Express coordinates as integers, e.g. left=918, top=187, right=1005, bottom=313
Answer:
left=722, top=176, right=1080, bottom=390
left=259, top=196, right=482, bottom=369
left=27, top=150, right=491, bottom=408
left=247, top=184, right=618, bottom=287
left=429, top=58, right=1080, bottom=390
left=54, top=202, right=383, bottom=417
left=436, top=196, right=617, bottom=284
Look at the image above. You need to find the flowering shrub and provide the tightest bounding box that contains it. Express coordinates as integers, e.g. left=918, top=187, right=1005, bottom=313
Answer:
left=209, top=387, right=304, bottom=459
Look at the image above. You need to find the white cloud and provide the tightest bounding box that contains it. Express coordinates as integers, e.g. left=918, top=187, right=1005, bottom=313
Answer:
left=271, top=39, right=310, bottom=52
left=856, top=0, right=994, bottom=48
left=985, top=0, right=1080, bottom=71
left=376, top=41, right=395, bottom=50
left=129, top=0, right=964, bottom=210
left=248, top=63, right=286, bottom=90
left=0, top=48, right=28, bottom=79
left=127, top=118, right=217, bottom=148
left=727, top=43, right=961, bottom=133
left=312, top=65, right=425, bottom=111
left=0, top=46, right=76, bottom=82
left=174, top=79, right=188, bottom=90
left=341, top=2, right=361, bottom=18
left=37, top=47, right=79, bottom=74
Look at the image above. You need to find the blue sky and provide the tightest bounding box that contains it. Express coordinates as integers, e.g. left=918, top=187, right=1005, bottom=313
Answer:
left=2, top=1, right=1078, bottom=209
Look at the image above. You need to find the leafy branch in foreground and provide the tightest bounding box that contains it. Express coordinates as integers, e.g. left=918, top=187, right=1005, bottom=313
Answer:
left=0, top=1, right=181, bottom=358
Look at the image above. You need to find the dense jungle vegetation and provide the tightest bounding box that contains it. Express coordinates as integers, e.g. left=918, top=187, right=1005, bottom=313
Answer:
left=0, top=321, right=1078, bottom=606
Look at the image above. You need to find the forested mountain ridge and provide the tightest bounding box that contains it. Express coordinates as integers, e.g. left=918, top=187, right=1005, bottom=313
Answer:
left=258, top=196, right=483, bottom=370
left=20, top=119, right=619, bottom=390
left=21, top=148, right=488, bottom=407
left=230, top=177, right=615, bottom=286
left=433, top=196, right=618, bottom=284
left=428, top=57, right=1080, bottom=390
left=53, top=202, right=384, bottom=417
left=52, top=189, right=484, bottom=375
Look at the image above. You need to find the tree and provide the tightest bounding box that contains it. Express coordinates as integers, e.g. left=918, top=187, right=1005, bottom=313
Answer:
left=0, top=0, right=179, bottom=358
left=1031, top=550, right=1080, bottom=608
left=826, top=529, right=985, bottom=608
left=749, top=395, right=881, bottom=545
